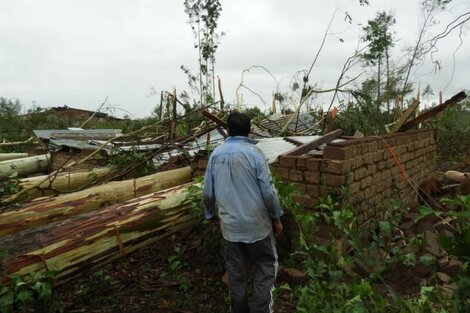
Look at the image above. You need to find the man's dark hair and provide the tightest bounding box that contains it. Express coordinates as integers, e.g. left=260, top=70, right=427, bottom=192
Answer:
left=227, top=112, right=251, bottom=137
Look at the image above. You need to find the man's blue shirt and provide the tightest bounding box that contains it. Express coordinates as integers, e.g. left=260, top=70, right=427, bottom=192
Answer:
left=203, top=136, right=283, bottom=243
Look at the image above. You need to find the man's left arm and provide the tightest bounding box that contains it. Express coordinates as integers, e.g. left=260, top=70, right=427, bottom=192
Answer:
left=255, top=153, right=283, bottom=219
left=202, top=156, right=216, bottom=221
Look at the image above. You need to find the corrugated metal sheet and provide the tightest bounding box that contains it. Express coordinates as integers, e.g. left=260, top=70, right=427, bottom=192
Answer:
left=254, top=112, right=319, bottom=136
left=33, top=129, right=122, bottom=141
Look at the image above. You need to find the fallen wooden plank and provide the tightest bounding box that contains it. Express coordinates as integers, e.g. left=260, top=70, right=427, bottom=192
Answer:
left=0, top=166, right=192, bottom=237
left=0, top=154, right=50, bottom=180
left=389, top=99, right=420, bottom=133
left=398, top=91, right=467, bottom=132
left=0, top=183, right=200, bottom=286
left=281, top=129, right=343, bottom=156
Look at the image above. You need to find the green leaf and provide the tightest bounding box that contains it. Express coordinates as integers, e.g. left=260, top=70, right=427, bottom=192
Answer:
left=420, top=255, right=436, bottom=266
left=16, top=290, right=32, bottom=304
left=403, top=253, right=416, bottom=267
left=351, top=279, right=373, bottom=297
left=415, top=205, right=440, bottom=222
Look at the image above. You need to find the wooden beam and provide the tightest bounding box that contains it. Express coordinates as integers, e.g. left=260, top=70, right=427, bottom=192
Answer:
left=283, top=137, right=304, bottom=146
left=398, top=91, right=467, bottom=132
left=389, top=99, right=420, bottom=133
left=202, top=109, right=227, bottom=128
left=281, top=129, right=343, bottom=156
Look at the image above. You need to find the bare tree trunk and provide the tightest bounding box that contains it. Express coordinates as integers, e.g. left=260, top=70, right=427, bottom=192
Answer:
left=0, top=153, right=28, bottom=162
left=377, top=58, right=381, bottom=114
left=0, top=154, right=50, bottom=180
left=0, top=167, right=193, bottom=237
left=386, top=48, right=391, bottom=116
left=12, top=167, right=114, bottom=202
left=0, top=183, right=200, bottom=286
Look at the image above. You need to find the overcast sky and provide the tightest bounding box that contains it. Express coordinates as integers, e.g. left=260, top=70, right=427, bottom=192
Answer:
left=1, top=0, right=469, bottom=118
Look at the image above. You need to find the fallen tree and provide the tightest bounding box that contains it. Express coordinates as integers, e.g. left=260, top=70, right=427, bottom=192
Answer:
left=0, top=154, right=50, bottom=180
left=0, top=183, right=201, bottom=285
left=0, top=166, right=193, bottom=237
left=0, top=153, right=29, bottom=162
left=12, top=167, right=115, bottom=202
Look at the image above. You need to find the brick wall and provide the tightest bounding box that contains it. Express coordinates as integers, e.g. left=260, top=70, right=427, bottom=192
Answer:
left=190, top=129, right=437, bottom=228
left=271, top=129, right=437, bottom=226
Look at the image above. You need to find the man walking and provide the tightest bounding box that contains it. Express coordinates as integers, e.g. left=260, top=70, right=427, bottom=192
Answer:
left=203, top=112, right=284, bottom=313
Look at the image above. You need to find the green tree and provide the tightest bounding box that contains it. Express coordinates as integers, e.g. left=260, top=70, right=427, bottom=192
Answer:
left=0, top=97, right=22, bottom=142
left=361, top=11, right=396, bottom=114
left=183, top=0, right=223, bottom=108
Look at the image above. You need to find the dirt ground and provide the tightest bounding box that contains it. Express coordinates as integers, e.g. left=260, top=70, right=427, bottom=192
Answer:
left=58, top=225, right=298, bottom=313
left=58, top=156, right=469, bottom=313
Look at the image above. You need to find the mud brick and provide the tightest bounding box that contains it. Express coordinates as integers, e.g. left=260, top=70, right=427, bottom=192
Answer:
left=318, top=186, right=340, bottom=197
left=296, top=156, right=309, bottom=168
left=374, top=152, right=383, bottom=162
left=361, top=176, right=373, bottom=189
left=292, top=195, right=317, bottom=209
left=377, top=161, right=385, bottom=170
left=279, top=156, right=297, bottom=168
left=323, top=146, right=355, bottom=160
left=366, top=164, right=377, bottom=176
left=355, top=167, right=365, bottom=180
left=289, top=169, right=304, bottom=182
left=306, top=158, right=321, bottom=170
left=354, top=157, right=364, bottom=168
left=307, top=184, right=320, bottom=196
left=273, top=167, right=289, bottom=180
left=322, top=160, right=351, bottom=174
left=349, top=182, right=360, bottom=193
left=391, top=166, right=401, bottom=175
left=387, top=138, right=396, bottom=147
left=367, top=141, right=378, bottom=152
left=198, top=159, right=208, bottom=168
left=192, top=169, right=205, bottom=177
left=395, top=136, right=406, bottom=146
left=399, top=145, right=407, bottom=154
left=354, top=144, right=363, bottom=155
left=324, top=173, right=346, bottom=187
left=305, top=171, right=321, bottom=184
left=363, top=153, right=374, bottom=165
left=293, top=182, right=307, bottom=194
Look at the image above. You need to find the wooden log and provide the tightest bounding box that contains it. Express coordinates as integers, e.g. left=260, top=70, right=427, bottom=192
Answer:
left=13, top=167, right=115, bottom=202
left=445, top=170, right=468, bottom=183
left=0, top=166, right=193, bottom=237
left=0, top=154, right=50, bottom=180
left=0, top=153, right=29, bottom=162
left=0, top=183, right=200, bottom=285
